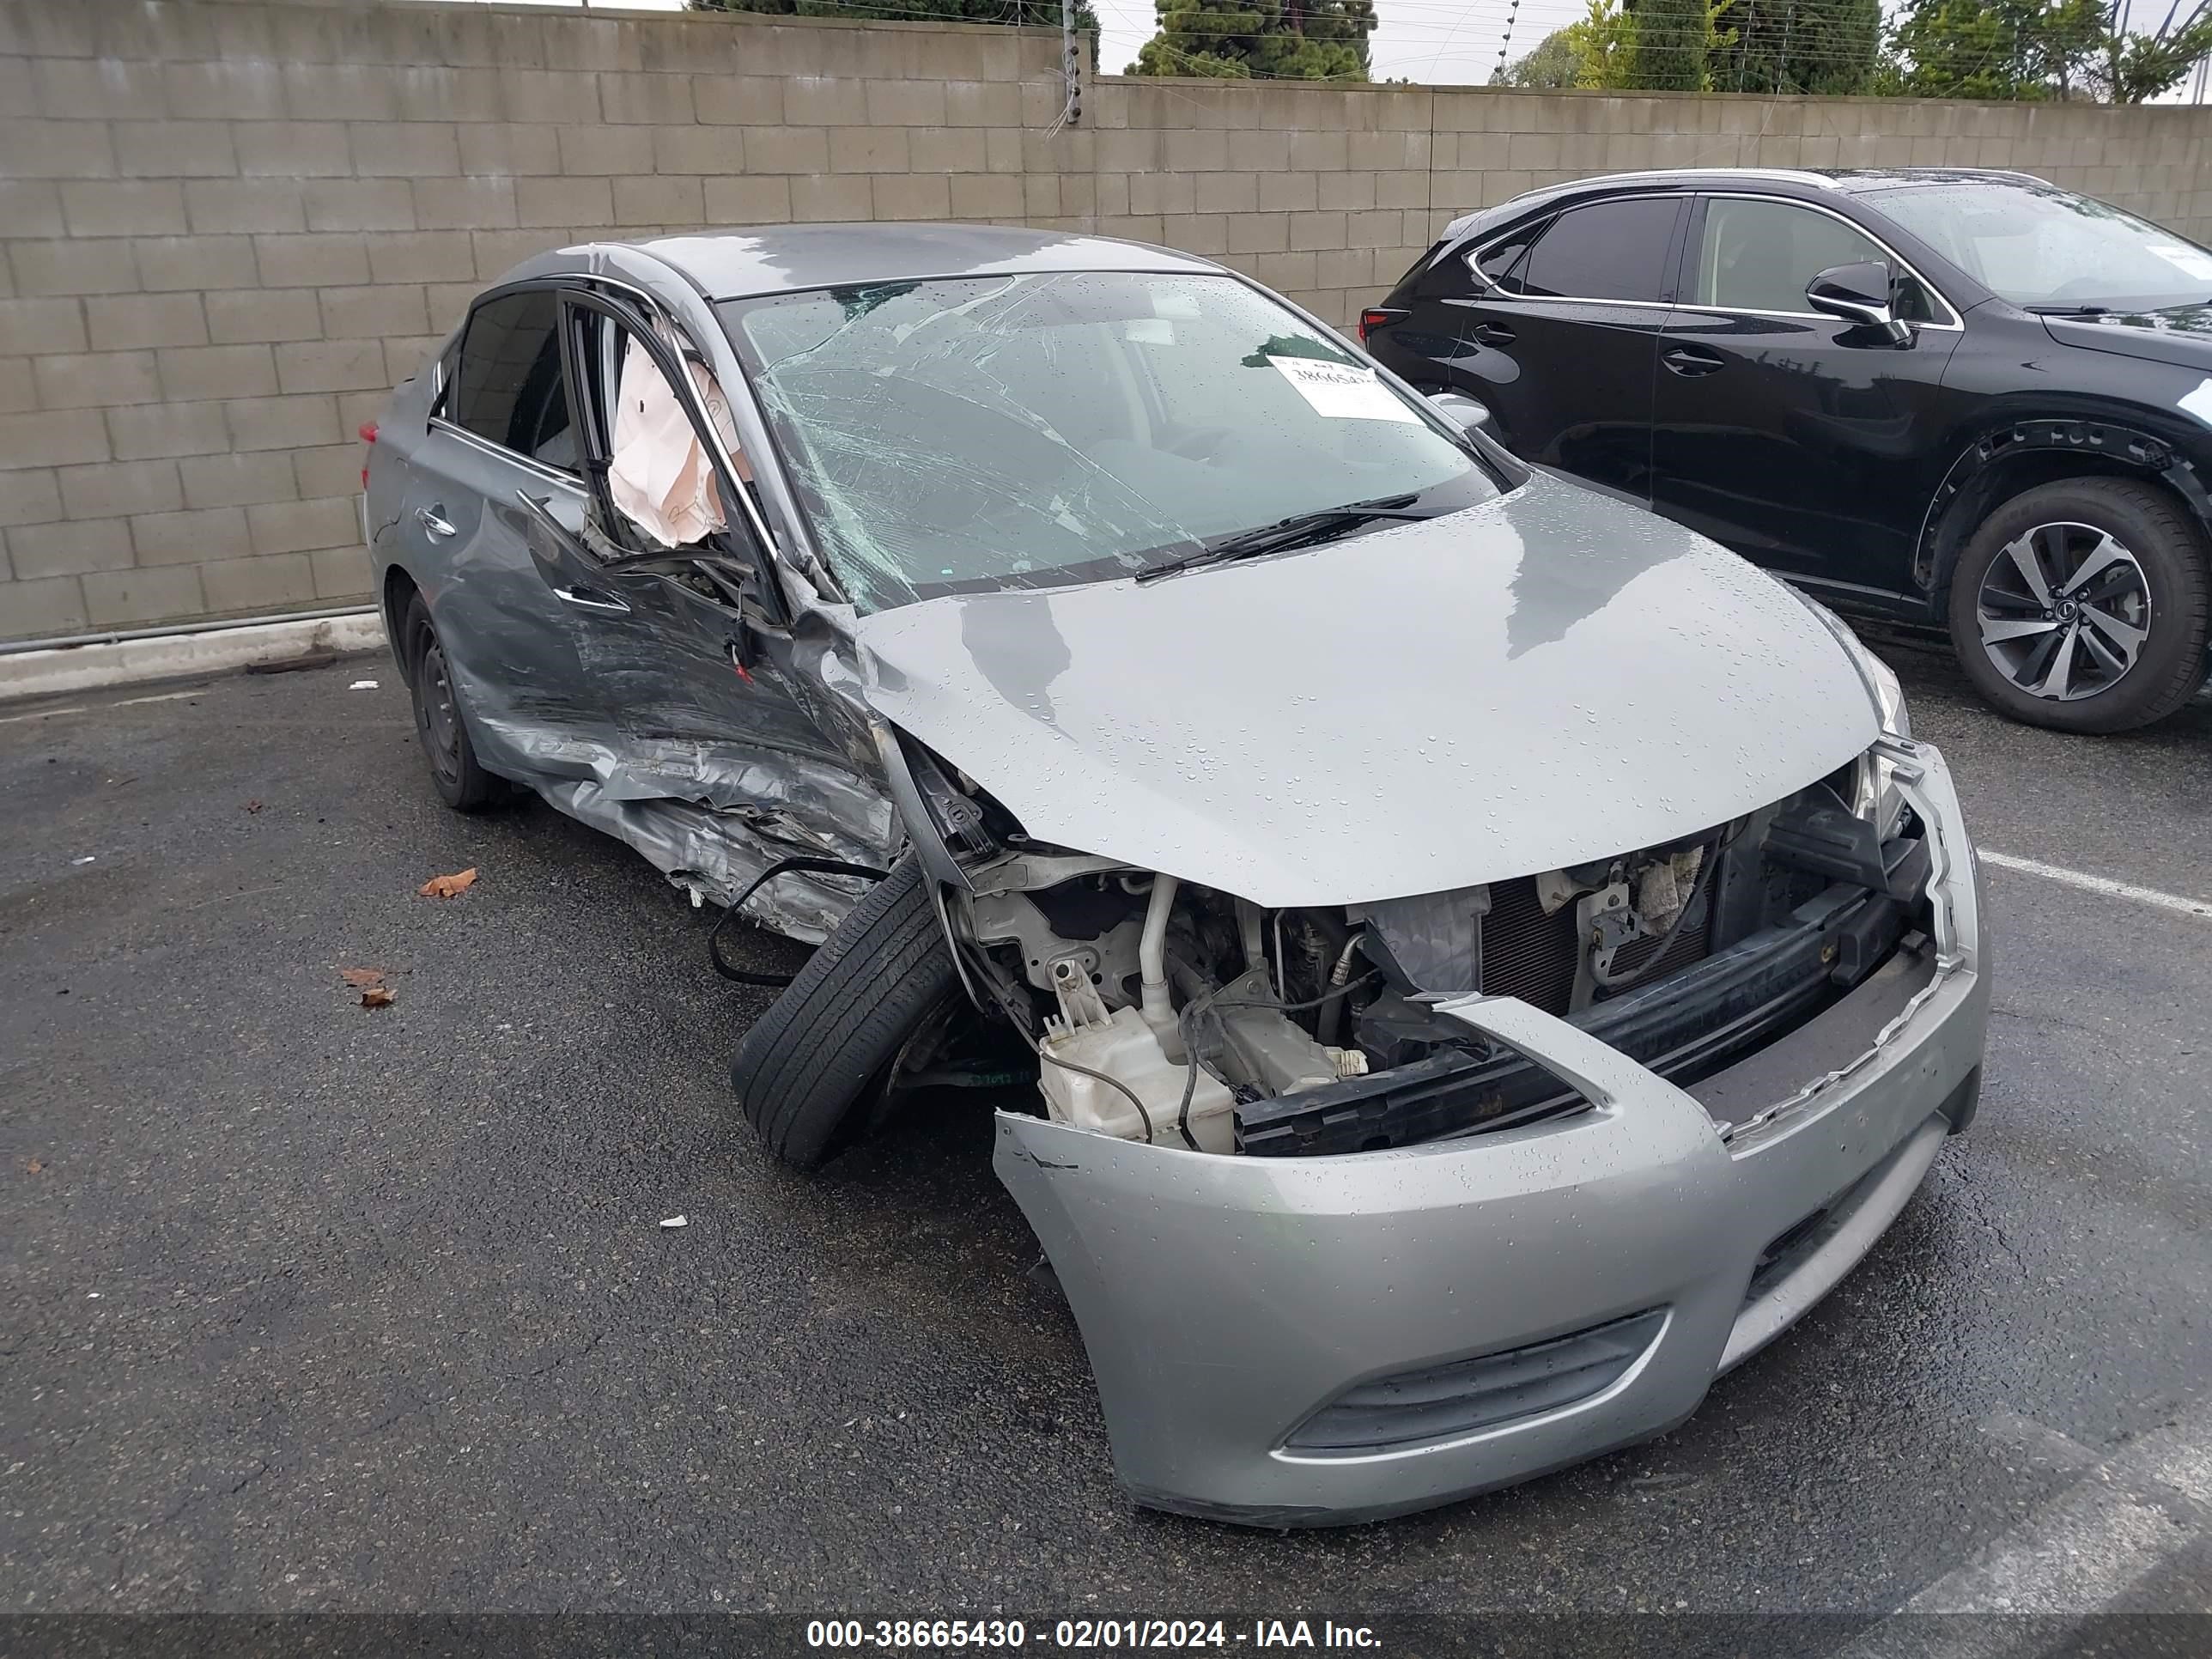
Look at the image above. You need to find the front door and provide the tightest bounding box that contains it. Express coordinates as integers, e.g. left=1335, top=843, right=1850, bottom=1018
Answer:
left=531, top=288, right=882, bottom=874
left=1421, top=193, right=1686, bottom=501
left=1650, top=194, right=1966, bottom=601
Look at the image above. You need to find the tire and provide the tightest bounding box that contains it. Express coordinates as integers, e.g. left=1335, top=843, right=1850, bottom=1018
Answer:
left=731, top=852, right=963, bottom=1171
left=1948, top=477, right=2210, bottom=734
left=400, top=593, right=507, bottom=811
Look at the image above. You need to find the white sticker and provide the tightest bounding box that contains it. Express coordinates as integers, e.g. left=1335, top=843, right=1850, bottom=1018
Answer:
left=2146, top=242, right=2212, bottom=281
left=1267, top=355, right=1419, bottom=423
left=1124, top=318, right=1175, bottom=345
left=2179, top=378, right=2212, bottom=428
left=1151, top=291, right=1200, bottom=320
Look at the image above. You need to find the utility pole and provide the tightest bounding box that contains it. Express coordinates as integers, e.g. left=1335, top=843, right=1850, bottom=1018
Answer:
left=1060, top=0, right=1082, bottom=127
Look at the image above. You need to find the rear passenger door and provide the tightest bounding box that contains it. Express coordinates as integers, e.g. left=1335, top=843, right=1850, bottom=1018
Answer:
left=1417, top=193, right=1686, bottom=501
left=395, top=283, right=611, bottom=781
left=1650, top=194, right=1965, bottom=595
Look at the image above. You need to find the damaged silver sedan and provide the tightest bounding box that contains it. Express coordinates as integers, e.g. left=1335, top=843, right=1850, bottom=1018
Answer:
left=366, top=225, right=1990, bottom=1527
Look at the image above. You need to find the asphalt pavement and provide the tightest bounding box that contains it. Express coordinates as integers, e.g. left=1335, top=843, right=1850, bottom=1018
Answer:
left=0, top=637, right=2208, bottom=1642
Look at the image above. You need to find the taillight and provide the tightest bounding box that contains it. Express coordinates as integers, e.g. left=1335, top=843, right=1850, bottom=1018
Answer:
left=358, top=419, right=377, bottom=489
left=1358, top=307, right=1406, bottom=343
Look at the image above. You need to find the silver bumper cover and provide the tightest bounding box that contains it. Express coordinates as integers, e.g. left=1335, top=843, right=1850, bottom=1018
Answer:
left=993, top=738, right=1989, bottom=1526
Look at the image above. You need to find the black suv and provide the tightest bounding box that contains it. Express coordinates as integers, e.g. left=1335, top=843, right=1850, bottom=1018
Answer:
left=1363, top=168, right=2212, bottom=732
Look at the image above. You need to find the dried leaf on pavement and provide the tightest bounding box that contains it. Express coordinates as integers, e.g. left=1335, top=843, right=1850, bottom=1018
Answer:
left=418, top=867, right=478, bottom=899
left=245, top=799, right=263, bottom=814
left=338, top=967, right=385, bottom=988
left=360, top=985, right=396, bottom=1010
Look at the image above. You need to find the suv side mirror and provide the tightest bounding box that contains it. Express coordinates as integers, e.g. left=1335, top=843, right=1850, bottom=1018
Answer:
left=1425, top=391, right=1492, bottom=433
left=1808, top=262, right=1910, bottom=342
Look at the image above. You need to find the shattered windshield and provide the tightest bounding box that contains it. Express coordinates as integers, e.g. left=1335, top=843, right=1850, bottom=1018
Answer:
left=717, top=271, right=1497, bottom=611
left=1871, top=182, right=2212, bottom=313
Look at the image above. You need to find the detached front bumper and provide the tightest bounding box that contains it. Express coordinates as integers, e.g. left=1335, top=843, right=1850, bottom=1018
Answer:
left=993, top=738, right=1989, bottom=1526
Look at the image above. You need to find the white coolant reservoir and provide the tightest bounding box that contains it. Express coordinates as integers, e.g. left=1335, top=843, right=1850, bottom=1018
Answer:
left=1036, top=959, right=1236, bottom=1152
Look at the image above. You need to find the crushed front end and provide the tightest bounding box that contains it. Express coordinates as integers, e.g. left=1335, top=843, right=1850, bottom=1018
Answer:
left=962, top=735, right=1986, bottom=1524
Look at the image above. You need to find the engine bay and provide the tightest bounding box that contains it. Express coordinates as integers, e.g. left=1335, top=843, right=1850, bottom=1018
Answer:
left=948, top=756, right=1934, bottom=1157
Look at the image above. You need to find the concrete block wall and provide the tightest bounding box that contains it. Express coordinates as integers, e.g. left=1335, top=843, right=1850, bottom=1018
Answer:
left=3, top=0, right=2209, bottom=642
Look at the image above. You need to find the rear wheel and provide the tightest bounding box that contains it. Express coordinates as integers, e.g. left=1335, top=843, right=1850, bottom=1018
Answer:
left=400, top=594, right=506, bottom=811
left=731, top=853, right=964, bottom=1171
left=1948, top=477, right=2210, bottom=734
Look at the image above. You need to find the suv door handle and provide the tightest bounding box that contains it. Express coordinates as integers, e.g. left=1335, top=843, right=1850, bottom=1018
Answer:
left=416, top=505, right=457, bottom=538
left=1468, top=322, right=1516, bottom=345
left=1662, top=345, right=1726, bottom=377
left=552, top=583, right=631, bottom=615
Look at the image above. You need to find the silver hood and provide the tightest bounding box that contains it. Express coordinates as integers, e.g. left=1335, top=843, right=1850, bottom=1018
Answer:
left=854, top=471, right=1878, bottom=908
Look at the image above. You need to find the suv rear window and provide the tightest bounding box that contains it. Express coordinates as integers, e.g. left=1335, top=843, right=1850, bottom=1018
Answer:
left=447, top=289, right=576, bottom=471
left=1515, top=198, right=1680, bottom=301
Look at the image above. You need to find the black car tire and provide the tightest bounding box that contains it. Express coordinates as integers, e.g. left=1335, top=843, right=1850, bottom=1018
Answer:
left=400, top=593, right=507, bottom=811
left=731, top=852, right=963, bottom=1172
left=1948, top=477, right=2211, bottom=734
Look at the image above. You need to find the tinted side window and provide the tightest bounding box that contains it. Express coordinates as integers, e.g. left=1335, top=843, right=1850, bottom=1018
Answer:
left=449, top=289, right=576, bottom=470
left=1517, top=199, right=1680, bottom=301
left=1468, top=222, right=1545, bottom=293
left=1696, top=198, right=1939, bottom=322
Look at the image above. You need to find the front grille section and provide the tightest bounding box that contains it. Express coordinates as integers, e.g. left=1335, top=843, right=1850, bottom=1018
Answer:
left=1282, top=1309, right=1668, bottom=1454
left=1237, top=884, right=1908, bottom=1157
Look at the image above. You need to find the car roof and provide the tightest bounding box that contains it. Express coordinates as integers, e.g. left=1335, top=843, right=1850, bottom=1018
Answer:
left=621, top=222, right=1225, bottom=301
left=1443, top=167, right=2049, bottom=240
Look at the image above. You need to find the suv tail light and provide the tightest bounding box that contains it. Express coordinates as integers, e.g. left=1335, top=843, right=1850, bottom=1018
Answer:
left=358, top=419, right=377, bottom=489
left=1359, top=307, right=1407, bottom=343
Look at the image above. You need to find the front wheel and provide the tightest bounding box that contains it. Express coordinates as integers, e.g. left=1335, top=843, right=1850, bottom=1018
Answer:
left=730, top=853, right=963, bottom=1172
left=1948, top=477, right=2210, bottom=734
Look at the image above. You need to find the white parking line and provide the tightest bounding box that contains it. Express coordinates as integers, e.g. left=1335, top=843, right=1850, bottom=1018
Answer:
left=1978, top=851, right=2212, bottom=921
left=1833, top=1400, right=2212, bottom=1656
left=0, top=687, right=206, bottom=726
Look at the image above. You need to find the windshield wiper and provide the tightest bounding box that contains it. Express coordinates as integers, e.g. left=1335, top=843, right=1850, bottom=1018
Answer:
left=1136, top=495, right=1431, bottom=584
left=2023, top=303, right=2112, bottom=316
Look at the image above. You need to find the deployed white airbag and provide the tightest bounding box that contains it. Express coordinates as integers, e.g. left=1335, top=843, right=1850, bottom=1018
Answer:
left=609, top=333, right=743, bottom=549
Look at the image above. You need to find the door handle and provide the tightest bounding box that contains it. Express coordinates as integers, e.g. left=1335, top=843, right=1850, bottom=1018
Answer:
left=1468, top=322, right=1516, bottom=346
left=552, top=584, right=631, bottom=615
left=1662, top=345, right=1726, bottom=377
left=416, top=505, right=457, bottom=538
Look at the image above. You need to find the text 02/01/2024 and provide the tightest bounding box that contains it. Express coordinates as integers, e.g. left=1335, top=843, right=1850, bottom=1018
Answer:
left=804, top=1620, right=1382, bottom=1649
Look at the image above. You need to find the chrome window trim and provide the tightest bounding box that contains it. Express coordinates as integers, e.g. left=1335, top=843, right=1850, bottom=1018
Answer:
left=428, top=413, right=585, bottom=489
left=1461, top=190, right=1964, bottom=331
left=1461, top=192, right=1691, bottom=306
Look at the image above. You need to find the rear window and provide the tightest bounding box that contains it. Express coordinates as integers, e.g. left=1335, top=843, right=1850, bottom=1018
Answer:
left=1516, top=198, right=1680, bottom=302
left=447, top=289, right=576, bottom=471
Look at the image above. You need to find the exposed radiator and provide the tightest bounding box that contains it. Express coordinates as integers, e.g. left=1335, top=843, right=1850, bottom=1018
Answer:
left=1480, top=878, right=1715, bottom=1016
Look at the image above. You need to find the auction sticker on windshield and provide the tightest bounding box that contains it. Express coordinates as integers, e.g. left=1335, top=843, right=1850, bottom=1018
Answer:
left=1267, top=356, right=1419, bottom=422
left=2147, top=242, right=2212, bottom=281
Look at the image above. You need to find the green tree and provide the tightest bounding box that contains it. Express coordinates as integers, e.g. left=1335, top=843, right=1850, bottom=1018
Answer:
left=2100, top=1, right=2212, bottom=100
left=1632, top=0, right=1712, bottom=88
left=692, top=0, right=1100, bottom=32
left=1887, top=0, right=2209, bottom=101
left=1715, top=0, right=1882, bottom=92
left=1552, top=0, right=1741, bottom=89
left=1492, top=27, right=1582, bottom=86
left=1562, top=0, right=1640, bottom=86
left=1126, top=0, right=1378, bottom=81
